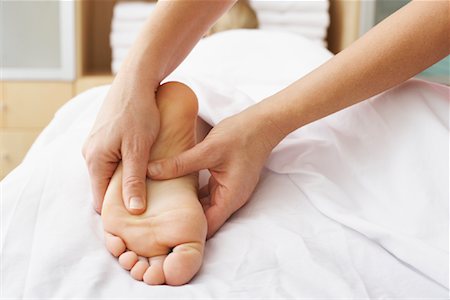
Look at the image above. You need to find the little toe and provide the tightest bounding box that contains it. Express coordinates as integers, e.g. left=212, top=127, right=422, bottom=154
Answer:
left=164, top=242, right=204, bottom=286
left=130, top=257, right=150, bottom=281
left=143, top=255, right=166, bottom=285
left=104, top=232, right=126, bottom=257
left=119, top=251, right=138, bottom=270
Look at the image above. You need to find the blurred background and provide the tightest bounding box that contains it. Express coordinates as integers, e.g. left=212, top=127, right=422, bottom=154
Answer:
left=0, top=0, right=449, bottom=179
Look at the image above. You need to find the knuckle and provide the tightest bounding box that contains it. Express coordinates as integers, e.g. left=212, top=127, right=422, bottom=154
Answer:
left=172, top=156, right=185, bottom=176
left=122, top=136, right=152, bottom=159
left=122, top=175, right=145, bottom=190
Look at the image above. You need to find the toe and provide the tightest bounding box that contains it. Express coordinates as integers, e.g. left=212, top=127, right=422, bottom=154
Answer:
left=104, top=232, right=127, bottom=257
left=164, top=242, right=203, bottom=286
left=130, top=257, right=150, bottom=281
left=143, top=255, right=166, bottom=285
left=119, top=251, right=138, bottom=270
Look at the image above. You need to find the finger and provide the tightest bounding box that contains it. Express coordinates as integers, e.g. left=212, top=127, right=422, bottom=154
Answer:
left=89, top=176, right=110, bottom=214
left=204, top=185, right=234, bottom=239
left=147, top=142, right=212, bottom=180
left=86, top=159, right=117, bottom=214
left=121, top=140, right=151, bottom=215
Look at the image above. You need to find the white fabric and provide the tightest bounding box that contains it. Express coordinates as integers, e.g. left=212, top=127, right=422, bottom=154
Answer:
left=111, top=46, right=130, bottom=62
left=111, top=19, right=145, bottom=34
left=257, top=11, right=329, bottom=28
left=250, top=0, right=329, bottom=12
left=250, top=0, right=329, bottom=43
left=2, top=30, right=449, bottom=298
left=110, top=31, right=139, bottom=48
left=170, top=30, right=333, bottom=100
left=258, top=25, right=326, bottom=40
left=113, top=1, right=157, bottom=21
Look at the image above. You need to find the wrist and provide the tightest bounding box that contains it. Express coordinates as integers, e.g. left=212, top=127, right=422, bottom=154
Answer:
left=244, top=102, right=288, bottom=153
left=117, top=62, right=161, bottom=90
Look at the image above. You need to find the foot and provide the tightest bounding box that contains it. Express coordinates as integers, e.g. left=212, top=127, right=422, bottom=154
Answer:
left=101, top=82, right=207, bottom=286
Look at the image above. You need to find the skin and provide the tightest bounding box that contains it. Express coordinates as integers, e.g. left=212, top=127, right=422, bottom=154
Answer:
left=85, top=0, right=449, bottom=239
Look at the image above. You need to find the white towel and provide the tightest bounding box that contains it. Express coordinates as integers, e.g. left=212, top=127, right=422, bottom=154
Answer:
left=111, top=60, right=122, bottom=75
left=259, top=25, right=327, bottom=39
left=257, top=11, right=330, bottom=27
left=113, top=1, right=157, bottom=21
left=112, top=47, right=130, bottom=62
left=250, top=0, right=329, bottom=13
left=110, top=31, right=139, bottom=48
left=111, top=19, right=146, bottom=33
left=110, top=1, right=331, bottom=74
left=250, top=0, right=329, bottom=46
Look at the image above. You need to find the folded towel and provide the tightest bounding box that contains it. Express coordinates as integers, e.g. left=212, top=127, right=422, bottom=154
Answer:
left=259, top=25, right=327, bottom=40
left=112, top=47, right=130, bottom=61
left=113, top=1, right=157, bottom=21
left=250, top=0, right=328, bottom=13
left=110, top=31, right=139, bottom=47
left=112, top=60, right=122, bottom=75
left=111, top=19, right=146, bottom=33
left=257, top=11, right=330, bottom=28
left=249, top=0, right=329, bottom=43
left=110, top=1, right=330, bottom=74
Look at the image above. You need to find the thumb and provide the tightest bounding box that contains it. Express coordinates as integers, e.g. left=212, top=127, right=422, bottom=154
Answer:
left=148, top=143, right=211, bottom=180
left=121, top=145, right=150, bottom=215
left=204, top=185, right=234, bottom=239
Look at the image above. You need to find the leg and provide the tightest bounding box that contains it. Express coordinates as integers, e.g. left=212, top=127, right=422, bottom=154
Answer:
left=101, top=82, right=207, bottom=286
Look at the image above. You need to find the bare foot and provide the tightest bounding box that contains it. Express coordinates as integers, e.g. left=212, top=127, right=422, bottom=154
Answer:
left=101, top=82, right=207, bottom=286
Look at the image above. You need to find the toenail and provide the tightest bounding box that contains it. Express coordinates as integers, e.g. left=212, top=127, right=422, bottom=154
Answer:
left=129, top=197, right=144, bottom=209
left=148, top=163, right=161, bottom=176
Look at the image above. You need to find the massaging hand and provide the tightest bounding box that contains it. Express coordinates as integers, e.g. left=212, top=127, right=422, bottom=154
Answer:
left=83, top=72, right=160, bottom=215
left=148, top=107, right=284, bottom=238
left=83, top=0, right=235, bottom=215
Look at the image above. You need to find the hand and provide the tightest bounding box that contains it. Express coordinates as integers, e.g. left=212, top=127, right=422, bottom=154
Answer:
left=83, top=72, right=160, bottom=215
left=147, top=107, right=284, bottom=238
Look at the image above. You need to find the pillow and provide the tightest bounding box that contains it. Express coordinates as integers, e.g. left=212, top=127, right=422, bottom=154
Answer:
left=171, top=29, right=333, bottom=100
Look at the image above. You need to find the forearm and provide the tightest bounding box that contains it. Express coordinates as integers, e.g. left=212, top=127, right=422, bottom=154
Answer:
left=119, top=0, right=236, bottom=87
left=257, top=0, right=449, bottom=143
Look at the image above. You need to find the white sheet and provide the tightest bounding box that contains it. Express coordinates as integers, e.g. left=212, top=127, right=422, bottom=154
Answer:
left=2, top=30, right=449, bottom=298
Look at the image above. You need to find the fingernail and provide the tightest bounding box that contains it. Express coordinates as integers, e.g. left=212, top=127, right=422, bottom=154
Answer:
left=129, top=197, right=144, bottom=210
left=148, top=163, right=161, bottom=176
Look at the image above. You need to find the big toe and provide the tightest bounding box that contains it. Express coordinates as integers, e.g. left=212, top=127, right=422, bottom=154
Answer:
left=164, top=242, right=204, bottom=286
left=104, top=232, right=126, bottom=257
